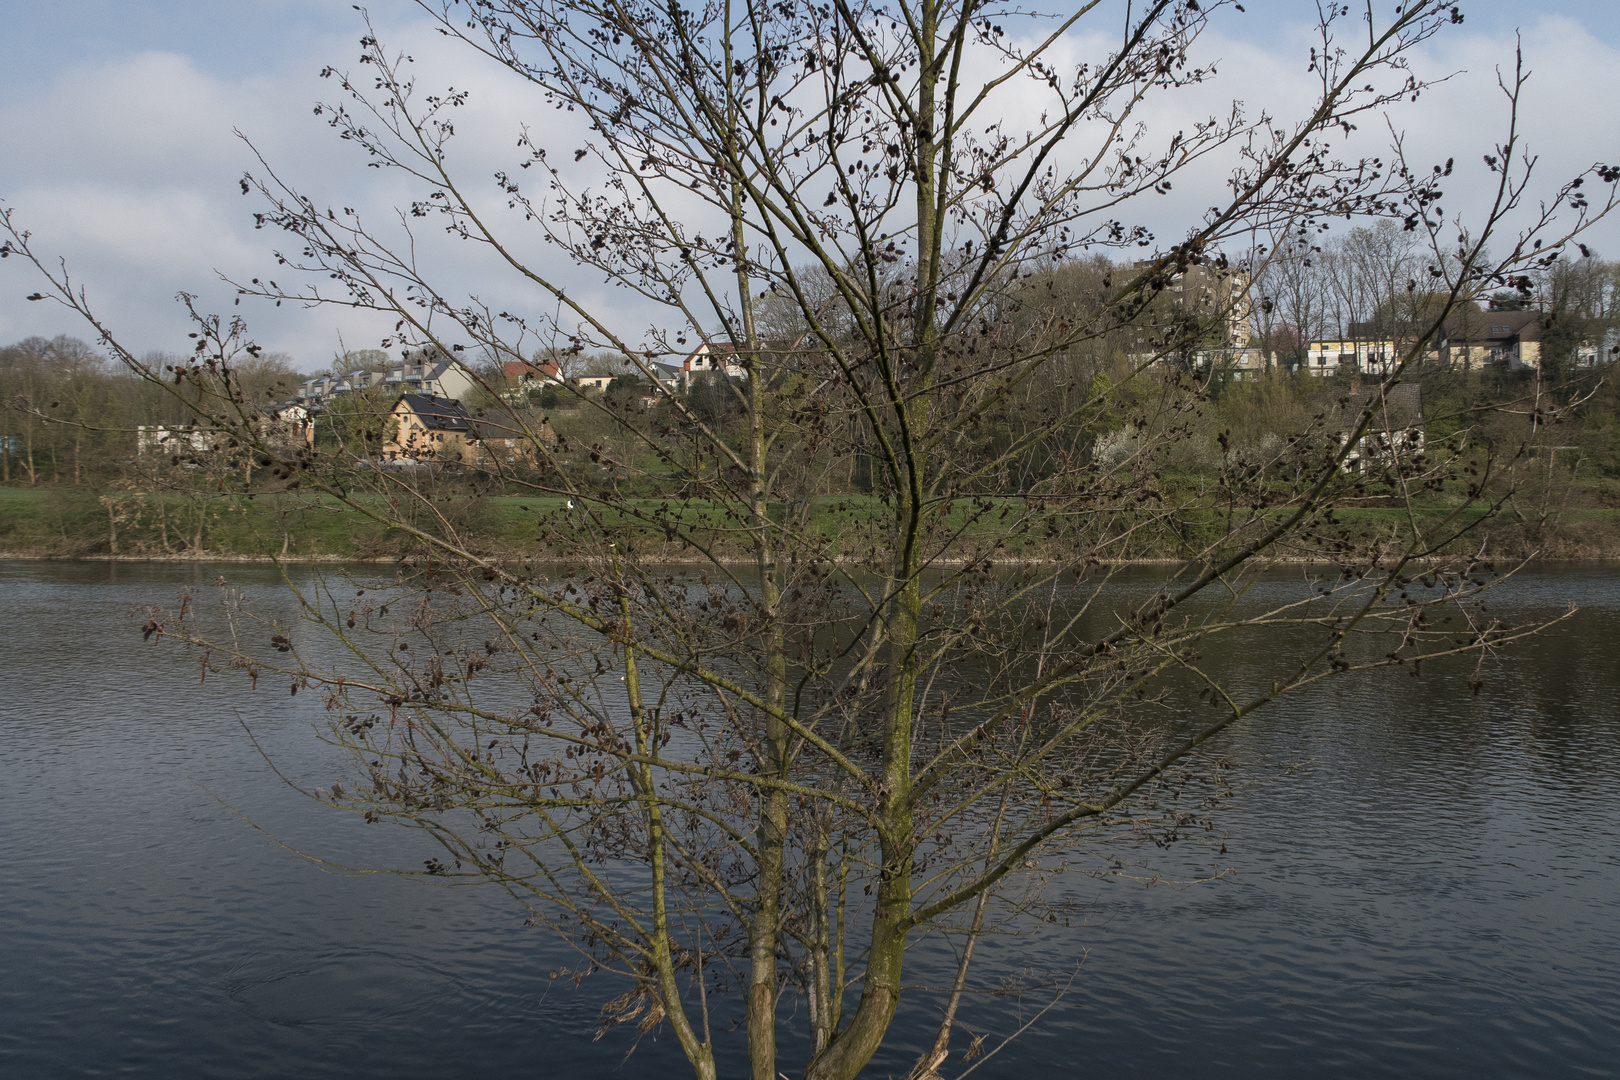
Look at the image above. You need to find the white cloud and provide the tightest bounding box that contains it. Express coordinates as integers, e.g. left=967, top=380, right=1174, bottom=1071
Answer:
left=2, top=5, right=1616, bottom=366
left=10, top=183, right=258, bottom=272
left=0, top=39, right=390, bottom=361
left=979, top=10, right=1620, bottom=257
left=0, top=9, right=625, bottom=363
left=1388, top=14, right=1620, bottom=244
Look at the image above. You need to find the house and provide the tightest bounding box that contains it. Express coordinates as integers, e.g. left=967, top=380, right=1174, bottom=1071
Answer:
left=503, top=358, right=562, bottom=383
left=136, top=404, right=313, bottom=460
left=266, top=403, right=315, bottom=450
left=1577, top=330, right=1620, bottom=368
left=1335, top=381, right=1424, bottom=473
left=1440, top=309, right=1542, bottom=371
left=681, top=341, right=750, bottom=390
left=650, top=362, right=684, bottom=391
left=383, top=393, right=477, bottom=463
left=676, top=338, right=827, bottom=388
left=1303, top=338, right=1407, bottom=378
left=393, top=353, right=480, bottom=400
left=136, top=425, right=217, bottom=457
left=500, top=359, right=557, bottom=403
left=1191, top=345, right=1266, bottom=377
left=472, top=412, right=557, bottom=468
left=499, top=359, right=562, bottom=403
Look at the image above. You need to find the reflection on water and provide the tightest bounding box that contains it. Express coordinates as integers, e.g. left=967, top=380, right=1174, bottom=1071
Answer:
left=1, top=561, right=1617, bottom=1078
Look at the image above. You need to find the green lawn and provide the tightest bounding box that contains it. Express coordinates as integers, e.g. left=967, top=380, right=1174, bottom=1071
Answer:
left=4, top=485, right=1617, bottom=561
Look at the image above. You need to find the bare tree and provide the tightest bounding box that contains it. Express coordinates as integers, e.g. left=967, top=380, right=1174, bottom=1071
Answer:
left=6, top=5, right=1617, bottom=1080
left=1254, top=229, right=1328, bottom=371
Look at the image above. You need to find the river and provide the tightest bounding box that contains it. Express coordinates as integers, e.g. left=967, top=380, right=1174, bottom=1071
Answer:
left=1, top=560, right=1616, bottom=1078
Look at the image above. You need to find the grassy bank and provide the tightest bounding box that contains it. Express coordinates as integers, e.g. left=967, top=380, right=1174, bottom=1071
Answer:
left=5, top=486, right=1620, bottom=563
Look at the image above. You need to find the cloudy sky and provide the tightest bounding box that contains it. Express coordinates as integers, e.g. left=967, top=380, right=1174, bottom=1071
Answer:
left=2, top=0, right=1617, bottom=370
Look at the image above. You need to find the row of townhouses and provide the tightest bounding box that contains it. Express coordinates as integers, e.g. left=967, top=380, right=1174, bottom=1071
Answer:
left=293, top=343, right=747, bottom=415
left=293, top=355, right=481, bottom=407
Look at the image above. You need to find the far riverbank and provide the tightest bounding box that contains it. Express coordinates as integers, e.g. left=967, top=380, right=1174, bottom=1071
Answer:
left=6, top=485, right=1620, bottom=563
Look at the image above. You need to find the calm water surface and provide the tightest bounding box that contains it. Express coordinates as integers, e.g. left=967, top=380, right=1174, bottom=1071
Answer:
left=1, top=561, right=1617, bottom=1077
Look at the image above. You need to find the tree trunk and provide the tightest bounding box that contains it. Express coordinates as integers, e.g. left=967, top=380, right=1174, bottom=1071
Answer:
left=102, top=496, right=119, bottom=555
left=621, top=601, right=719, bottom=1080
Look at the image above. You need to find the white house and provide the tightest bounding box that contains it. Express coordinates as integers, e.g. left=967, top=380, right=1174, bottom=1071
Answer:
left=1336, top=382, right=1425, bottom=473
left=1304, top=339, right=1406, bottom=377
left=681, top=342, right=749, bottom=390
left=136, top=425, right=216, bottom=457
